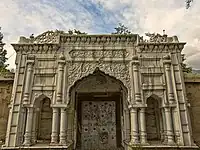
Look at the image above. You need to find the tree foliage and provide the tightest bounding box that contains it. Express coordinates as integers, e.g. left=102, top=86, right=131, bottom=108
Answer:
left=112, top=23, right=132, bottom=35
left=67, top=29, right=87, bottom=35
left=0, top=28, right=9, bottom=74
left=186, top=0, right=193, bottom=9
left=181, top=63, right=192, bottom=73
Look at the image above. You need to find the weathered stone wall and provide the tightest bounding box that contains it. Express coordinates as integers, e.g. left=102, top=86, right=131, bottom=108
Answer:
left=184, top=74, right=200, bottom=145
left=1, top=72, right=200, bottom=147
left=0, top=73, right=14, bottom=144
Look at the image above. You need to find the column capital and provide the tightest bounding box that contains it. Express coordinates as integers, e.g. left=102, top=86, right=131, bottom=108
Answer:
left=58, top=59, right=66, bottom=64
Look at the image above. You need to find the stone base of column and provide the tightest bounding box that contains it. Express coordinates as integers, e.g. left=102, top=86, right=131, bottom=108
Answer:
left=129, top=134, right=139, bottom=146
left=59, top=133, right=67, bottom=145
left=50, top=133, right=59, bottom=145
left=167, top=137, right=176, bottom=146
left=140, top=137, right=149, bottom=145
left=23, top=134, right=32, bottom=146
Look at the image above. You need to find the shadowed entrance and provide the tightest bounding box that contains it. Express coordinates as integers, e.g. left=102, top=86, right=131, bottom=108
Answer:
left=69, top=68, right=128, bottom=150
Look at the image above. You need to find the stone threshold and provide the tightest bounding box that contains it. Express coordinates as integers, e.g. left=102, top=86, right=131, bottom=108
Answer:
left=1, top=143, right=73, bottom=150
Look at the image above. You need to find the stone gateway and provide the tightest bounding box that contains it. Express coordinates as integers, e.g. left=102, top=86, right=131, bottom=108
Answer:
left=2, top=31, right=198, bottom=149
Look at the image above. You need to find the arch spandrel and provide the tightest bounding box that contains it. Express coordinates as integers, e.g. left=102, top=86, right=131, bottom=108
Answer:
left=67, top=62, right=131, bottom=104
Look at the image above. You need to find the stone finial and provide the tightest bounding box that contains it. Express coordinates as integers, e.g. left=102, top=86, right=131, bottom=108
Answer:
left=30, top=34, right=34, bottom=39
left=163, top=30, right=166, bottom=35
left=132, top=55, right=138, bottom=60
left=163, top=54, right=171, bottom=60
left=59, top=53, right=65, bottom=60
left=27, top=54, right=35, bottom=60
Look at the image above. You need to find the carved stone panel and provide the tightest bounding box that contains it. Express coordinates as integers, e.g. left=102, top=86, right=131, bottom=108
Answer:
left=69, top=49, right=129, bottom=58
left=68, top=62, right=130, bottom=90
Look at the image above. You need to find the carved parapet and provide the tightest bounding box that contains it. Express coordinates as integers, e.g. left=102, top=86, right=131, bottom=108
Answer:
left=60, top=34, right=137, bottom=44
left=137, top=43, right=186, bottom=53
left=11, top=43, right=60, bottom=53
left=18, top=31, right=61, bottom=44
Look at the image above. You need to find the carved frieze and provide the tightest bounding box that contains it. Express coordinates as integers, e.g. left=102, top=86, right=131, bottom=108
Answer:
left=67, top=62, right=130, bottom=90
left=69, top=49, right=129, bottom=58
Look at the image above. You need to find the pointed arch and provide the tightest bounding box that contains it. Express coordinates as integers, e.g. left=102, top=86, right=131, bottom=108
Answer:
left=68, top=67, right=128, bottom=106
left=33, top=93, right=51, bottom=108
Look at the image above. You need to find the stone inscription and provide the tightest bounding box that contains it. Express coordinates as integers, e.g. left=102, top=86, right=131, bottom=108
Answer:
left=69, top=49, right=129, bottom=58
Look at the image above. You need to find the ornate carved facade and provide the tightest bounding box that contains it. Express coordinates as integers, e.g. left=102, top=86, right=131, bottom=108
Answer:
left=1, top=31, right=198, bottom=149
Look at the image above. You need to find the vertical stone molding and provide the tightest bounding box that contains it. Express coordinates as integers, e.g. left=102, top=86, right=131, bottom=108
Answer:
left=163, top=56, right=175, bottom=104
left=31, top=109, right=37, bottom=144
left=66, top=109, right=73, bottom=142
left=23, top=56, right=35, bottom=104
left=23, top=107, right=34, bottom=146
left=172, top=108, right=183, bottom=145
left=161, top=108, right=167, bottom=144
left=129, top=106, right=139, bottom=145
left=139, top=108, right=148, bottom=145
left=56, top=54, right=66, bottom=103
left=132, top=56, right=141, bottom=103
left=51, top=108, right=60, bottom=144
left=164, top=107, right=175, bottom=145
left=59, top=108, right=67, bottom=145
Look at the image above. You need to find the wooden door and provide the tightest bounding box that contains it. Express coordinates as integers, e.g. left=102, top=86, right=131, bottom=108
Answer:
left=80, top=100, right=117, bottom=149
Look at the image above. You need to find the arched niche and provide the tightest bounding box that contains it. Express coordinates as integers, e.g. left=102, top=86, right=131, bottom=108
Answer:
left=145, top=94, right=164, bottom=143
left=68, top=68, right=130, bottom=149
left=32, top=94, right=52, bottom=144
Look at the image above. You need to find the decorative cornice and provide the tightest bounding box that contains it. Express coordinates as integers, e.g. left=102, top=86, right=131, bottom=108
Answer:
left=137, top=43, right=186, bottom=52
left=60, top=34, right=137, bottom=44
left=11, top=43, right=60, bottom=53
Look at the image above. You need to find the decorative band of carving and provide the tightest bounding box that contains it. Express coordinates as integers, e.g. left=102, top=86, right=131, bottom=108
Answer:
left=67, top=62, right=131, bottom=89
left=12, top=44, right=60, bottom=52
left=69, top=49, right=129, bottom=58
left=137, top=43, right=185, bottom=52
left=61, top=35, right=137, bottom=44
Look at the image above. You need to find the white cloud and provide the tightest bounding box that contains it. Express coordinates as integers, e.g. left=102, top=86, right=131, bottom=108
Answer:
left=1, top=0, right=200, bottom=69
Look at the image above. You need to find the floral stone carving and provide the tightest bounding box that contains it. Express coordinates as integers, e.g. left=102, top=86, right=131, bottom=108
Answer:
left=68, top=62, right=130, bottom=90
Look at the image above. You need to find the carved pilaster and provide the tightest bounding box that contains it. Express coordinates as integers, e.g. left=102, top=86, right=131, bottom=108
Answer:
left=56, top=54, right=66, bottom=103
left=59, top=108, right=67, bottom=145
left=164, top=107, right=175, bottom=145
left=51, top=108, right=59, bottom=144
left=128, top=105, right=139, bottom=145
left=23, top=55, right=35, bottom=104
left=132, top=56, right=141, bottom=103
left=139, top=108, right=148, bottom=145
left=163, top=55, right=175, bottom=104
left=23, top=107, right=34, bottom=146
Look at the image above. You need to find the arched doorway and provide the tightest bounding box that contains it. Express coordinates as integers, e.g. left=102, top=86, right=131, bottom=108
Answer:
left=146, top=96, right=162, bottom=143
left=69, top=69, right=129, bottom=150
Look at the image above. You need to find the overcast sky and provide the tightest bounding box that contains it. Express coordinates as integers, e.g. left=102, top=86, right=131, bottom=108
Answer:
left=0, top=0, right=200, bottom=69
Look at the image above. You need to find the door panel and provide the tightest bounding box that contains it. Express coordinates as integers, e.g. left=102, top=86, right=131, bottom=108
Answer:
left=81, top=101, right=117, bottom=149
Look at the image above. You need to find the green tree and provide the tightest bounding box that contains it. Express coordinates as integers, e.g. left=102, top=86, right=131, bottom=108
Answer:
left=112, top=23, right=132, bottom=35
left=186, top=0, right=193, bottom=9
left=0, top=28, right=9, bottom=74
